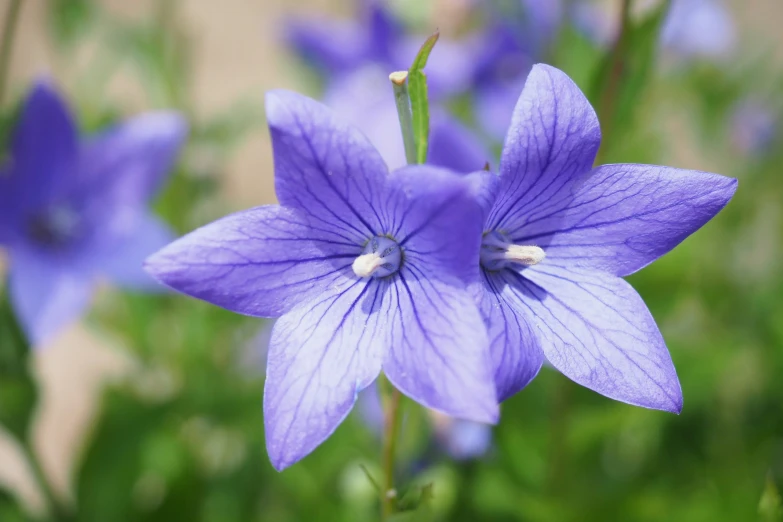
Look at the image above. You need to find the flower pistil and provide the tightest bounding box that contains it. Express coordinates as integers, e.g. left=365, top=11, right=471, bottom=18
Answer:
left=352, top=235, right=401, bottom=278
left=480, top=231, right=544, bottom=271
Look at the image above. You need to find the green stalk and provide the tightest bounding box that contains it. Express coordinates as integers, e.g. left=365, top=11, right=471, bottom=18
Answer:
left=595, top=0, right=633, bottom=164
left=22, top=438, right=70, bottom=522
left=389, top=71, right=417, bottom=165
left=381, top=385, right=402, bottom=521
left=0, top=0, right=23, bottom=107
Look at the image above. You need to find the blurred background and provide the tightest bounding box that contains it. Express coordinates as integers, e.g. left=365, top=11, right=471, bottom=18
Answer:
left=1, top=0, right=783, bottom=520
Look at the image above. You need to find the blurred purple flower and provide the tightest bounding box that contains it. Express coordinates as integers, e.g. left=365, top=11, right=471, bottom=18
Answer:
left=660, top=0, right=735, bottom=60
left=730, top=99, right=778, bottom=157
left=572, top=0, right=736, bottom=61
left=285, top=0, right=472, bottom=97
left=357, top=386, right=491, bottom=461
left=430, top=411, right=492, bottom=460
left=471, top=0, right=563, bottom=140
left=286, top=0, right=562, bottom=141
left=475, top=64, right=737, bottom=408
left=0, top=81, right=186, bottom=346
left=145, top=91, right=499, bottom=470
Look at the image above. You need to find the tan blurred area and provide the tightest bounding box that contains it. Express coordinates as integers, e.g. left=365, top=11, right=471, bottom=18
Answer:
left=0, top=0, right=782, bottom=515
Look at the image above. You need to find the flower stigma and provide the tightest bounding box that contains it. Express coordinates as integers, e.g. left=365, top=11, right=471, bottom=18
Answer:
left=27, top=205, right=81, bottom=248
left=480, top=231, right=545, bottom=271
left=352, top=236, right=402, bottom=278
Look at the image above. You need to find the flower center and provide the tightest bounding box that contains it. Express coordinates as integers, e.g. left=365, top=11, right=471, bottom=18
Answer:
left=352, top=236, right=401, bottom=278
left=480, top=231, right=545, bottom=271
left=27, top=206, right=81, bottom=248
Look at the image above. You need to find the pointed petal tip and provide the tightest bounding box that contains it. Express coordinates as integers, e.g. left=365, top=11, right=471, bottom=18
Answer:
left=267, top=452, right=291, bottom=472
left=22, top=78, right=72, bottom=122
left=264, top=89, right=303, bottom=125
left=142, top=248, right=173, bottom=282
left=28, top=76, right=59, bottom=98
left=125, top=111, right=190, bottom=146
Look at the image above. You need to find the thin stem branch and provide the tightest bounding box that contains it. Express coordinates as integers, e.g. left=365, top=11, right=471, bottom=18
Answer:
left=0, top=0, right=23, bottom=107
left=21, top=438, right=69, bottom=522
left=595, top=0, right=633, bottom=164
left=389, top=71, right=417, bottom=165
left=381, top=387, right=402, bottom=521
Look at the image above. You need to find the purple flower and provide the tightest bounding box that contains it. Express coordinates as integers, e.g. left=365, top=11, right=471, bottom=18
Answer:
left=730, top=99, right=778, bottom=157
left=475, top=64, right=737, bottom=410
left=660, top=0, right=735, bottom=61
left=0, top=81, right=186, bottom=346
left=145, top=91, right=499, bottom=470
left=285, top=0, right=400, bottom=77
left=357, top=386, right=491, bottom=461
left=285, top=0, right=472, bottom=97
left=456, top=0, right=562, bottom=141
left=430, top=412, right=492, bottom=461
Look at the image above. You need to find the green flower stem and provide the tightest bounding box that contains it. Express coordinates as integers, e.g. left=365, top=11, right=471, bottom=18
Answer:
left=381, top=384, right=402, bottom=521
left=0, top=0, right=23, bottom=107
left=390, top=71, right=417, bottom=165
left=21, top=438, right=70, bottom=522
left=595, top=0, right=632, bottom=164
left=380, top=70, right=418, bottom=520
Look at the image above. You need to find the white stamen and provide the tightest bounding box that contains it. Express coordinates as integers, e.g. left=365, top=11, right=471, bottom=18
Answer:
left=480, top=232, right=545, bottom=270
left=503, top=244, right=546, bottom=265
left=352, top=252, right=385, bottom=278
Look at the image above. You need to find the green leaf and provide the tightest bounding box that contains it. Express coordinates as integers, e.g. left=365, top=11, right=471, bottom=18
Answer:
left=0, top=289, right=38, bottom=441
left=48, top=0, right=96, bottom=46
left=407, top=32, right=439, bottom=164
left=0, top=487, right=26, bottom=522
left=760, top=473, right=783, bottom=522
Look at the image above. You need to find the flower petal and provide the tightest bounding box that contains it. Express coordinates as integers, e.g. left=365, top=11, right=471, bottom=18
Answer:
left=516, top=164, right=738, bottom=277
left=76, top=112, right=187, bottom=224
left=145, top=205, right=356, bottom=317
left=382, top=274, right=498, bottom=424
left=9, top=80, right=79, bottom=210
left=389, top=165, right=487, bottom=285
left=284, top=17, right=366, bottom=74
left=476, top=270, right=544, bottom=401
left=521, top=264, right=682, bottom=413
left=266, top=90, right=389, bottom=244
left=264, top=277, right=385, bottom=470
left=439, top=419, right=492, bottom=461
left=92, top=213, right=175, bottom=290
left=8, top=244, right=93, bottom=347
left=488, top=64, right=601, bottom=236
left=429, top=114, right=492, bottom=174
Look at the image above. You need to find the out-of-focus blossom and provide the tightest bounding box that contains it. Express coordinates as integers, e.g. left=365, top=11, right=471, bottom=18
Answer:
left=146, top=91, right=499, bottom=470
left=286, top=0, right=562, bottom=141
left=730, top=99, right=778, bottom=157
left=475, top=64, right=737, bottom=407
left=471, top=0, right=563, bottom=139
left=285, top=0, right=472, bottom=97
left=357, top=386, right=491, bottom=461
left=572, top=0, right=736, bottom=61
left=430, top=411, right=492, bottom=460
left=0, top=81, right=186, bottom=345
left=660, top=0, right=735, bottom=60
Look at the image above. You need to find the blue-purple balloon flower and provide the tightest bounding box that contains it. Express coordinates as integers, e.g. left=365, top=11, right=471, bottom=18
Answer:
left=285, top=0, right=472, bottom=97
left=145, top=91, right=499, bottom=470
left=475, top=64, right=737, bottom=409
left=0, top=81, right=186, bottom=346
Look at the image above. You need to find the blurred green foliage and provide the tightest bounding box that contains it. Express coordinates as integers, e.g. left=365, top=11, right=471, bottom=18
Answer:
left=1, top=0, right=783, bottom=521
